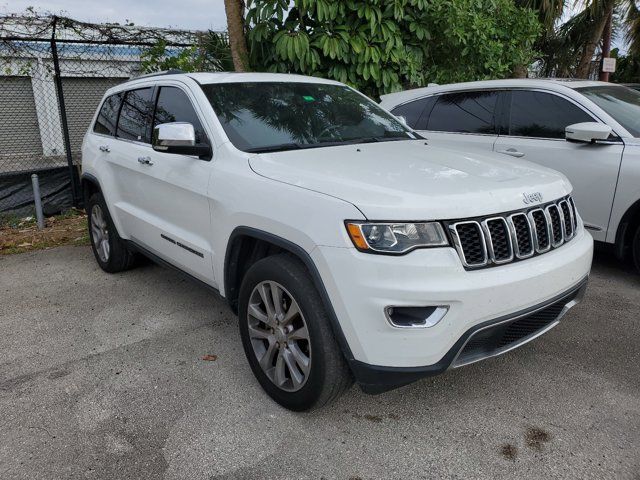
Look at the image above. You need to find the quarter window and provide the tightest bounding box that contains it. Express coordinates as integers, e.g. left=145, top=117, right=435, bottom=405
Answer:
left=116, top=87, right=154, bottom=143
left=153, top=87, right=208, bottom=145
left=391, top=97, right=435, bottom=130
left=93, top=93, right=122, bottom=136
left=509, top=91, right=593, bottom=139
left=426, top=91, right=499, bottom=134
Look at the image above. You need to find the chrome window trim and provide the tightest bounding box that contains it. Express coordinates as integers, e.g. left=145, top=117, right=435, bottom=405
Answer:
left=449, top=221, right=488, bottom=268
left=481, top=217, right=514, bottom=264
left=527, top=208, right=552, bottom=253
left=507, top=213, right=535, bottom=259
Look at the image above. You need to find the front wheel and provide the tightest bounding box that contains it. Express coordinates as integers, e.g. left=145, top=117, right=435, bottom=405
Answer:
left=238, top=254, right=352, bottom=411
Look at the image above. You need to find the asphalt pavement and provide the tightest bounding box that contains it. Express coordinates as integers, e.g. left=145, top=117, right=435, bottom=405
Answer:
left=0, top=245, right=638, bottom=479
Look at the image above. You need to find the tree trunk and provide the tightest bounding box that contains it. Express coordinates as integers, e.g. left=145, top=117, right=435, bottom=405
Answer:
left=224, top=0, right=250, bottom=72
left=599, top=10, right=613, bottom=82
left=575, top=1, right=615, bottom=79
left=512, top=64, right=528, bottom=78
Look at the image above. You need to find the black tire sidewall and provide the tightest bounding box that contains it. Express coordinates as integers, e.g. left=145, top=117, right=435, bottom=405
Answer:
left=633, top=227, right=640, bottom=274
left=238, top=255, right=337, bottom=411
left=87, top=192, right=130, bottom=272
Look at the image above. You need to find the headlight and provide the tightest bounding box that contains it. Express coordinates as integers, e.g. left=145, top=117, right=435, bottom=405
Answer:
left=345, top=221, right=449, bottom=254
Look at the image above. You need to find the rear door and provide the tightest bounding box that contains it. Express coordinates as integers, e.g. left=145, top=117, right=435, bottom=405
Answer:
left=493, top=90, right=624, bottom=241
left=411, top=90, right=501, bottom=153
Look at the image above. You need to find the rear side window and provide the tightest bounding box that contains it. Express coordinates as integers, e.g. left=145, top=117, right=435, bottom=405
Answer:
left=93, top=93, right=122, bottom=136
left=390, top=97, right=436, bottom=130
left=153, top=87, right=208, bottom=145
left=116, top=87, right=154, bottom=143
left=426, top=91, right=499, bottom=134
left=509, top=91, right=593, bottom=139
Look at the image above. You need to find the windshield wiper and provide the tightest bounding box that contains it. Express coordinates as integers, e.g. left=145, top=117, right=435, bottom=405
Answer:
left=244, top=135, right=414, bottom=154
left=244, top=143, right=303, bottom=153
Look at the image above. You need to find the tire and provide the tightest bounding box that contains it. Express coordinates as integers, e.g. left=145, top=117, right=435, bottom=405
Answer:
left=632, top=226, right=640, bottom=274
left=87, top=192, right=136, bottom=273
left=238, top=253, right=353, bottom=411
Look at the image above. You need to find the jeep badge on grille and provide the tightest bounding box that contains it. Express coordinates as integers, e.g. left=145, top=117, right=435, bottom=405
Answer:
left=522, top=192, right=543, bottom=204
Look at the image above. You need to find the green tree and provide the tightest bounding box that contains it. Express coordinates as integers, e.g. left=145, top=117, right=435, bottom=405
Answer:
left=246, top=0, right=540, bottom=97
left=140, top=31, right=234, bottom=73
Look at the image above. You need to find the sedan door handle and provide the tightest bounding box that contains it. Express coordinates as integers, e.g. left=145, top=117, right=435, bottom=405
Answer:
left=496, top=148, right=525, bottom=158
left=99, top=145, right=110, bottom=153
left=137, top=156, right=153, bottom=166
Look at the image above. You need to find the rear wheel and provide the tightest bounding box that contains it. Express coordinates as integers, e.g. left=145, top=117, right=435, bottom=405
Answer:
left=238, top=254, right=352, bottom=411
left=87, top=192, right=136, bottom=273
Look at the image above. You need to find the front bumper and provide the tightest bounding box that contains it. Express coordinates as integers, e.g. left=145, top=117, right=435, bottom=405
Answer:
left=311, top=227, right=593, bottom=390
left=351, top=278, right=587, bottom=393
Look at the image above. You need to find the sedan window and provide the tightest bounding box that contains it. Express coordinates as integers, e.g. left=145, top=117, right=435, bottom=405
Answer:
left=426, top=91, right=499, bottom=134
left=508, top=91, right=592, bottom=139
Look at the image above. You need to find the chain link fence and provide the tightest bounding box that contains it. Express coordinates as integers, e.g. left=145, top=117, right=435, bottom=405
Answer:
left=0, top=14, right=211, bottom=222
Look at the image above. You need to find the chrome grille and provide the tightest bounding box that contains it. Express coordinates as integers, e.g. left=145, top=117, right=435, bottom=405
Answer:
left=448, top=195, right=578, bottom=270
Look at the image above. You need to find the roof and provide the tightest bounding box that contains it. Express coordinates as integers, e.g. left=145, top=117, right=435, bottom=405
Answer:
left=125, top=71, right=343, bottom=87
left=379, top=78, right=618, bottom=106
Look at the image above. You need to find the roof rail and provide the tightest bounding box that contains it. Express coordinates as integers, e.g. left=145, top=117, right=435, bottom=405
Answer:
left=128, top=69, right=185, bottom=81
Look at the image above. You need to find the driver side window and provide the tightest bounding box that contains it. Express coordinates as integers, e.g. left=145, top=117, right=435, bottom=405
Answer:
left=153, top=87, right=209, bottom=146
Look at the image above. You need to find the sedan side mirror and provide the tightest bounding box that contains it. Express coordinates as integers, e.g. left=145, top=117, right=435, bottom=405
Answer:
left=565, top=122, right=612, bottom=143
left=152, top=122, right=211, bottom=158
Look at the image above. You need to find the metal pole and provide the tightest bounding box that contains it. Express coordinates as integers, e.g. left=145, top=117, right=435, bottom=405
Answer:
left=31, top=174, right=45, bottom=230
left=50, top=16, right=80, bottom=207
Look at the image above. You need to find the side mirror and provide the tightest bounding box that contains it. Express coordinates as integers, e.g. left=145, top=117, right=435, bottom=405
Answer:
left=565, top=122, right=612, bottom=143
left=152, top=122, right=211, bottom=158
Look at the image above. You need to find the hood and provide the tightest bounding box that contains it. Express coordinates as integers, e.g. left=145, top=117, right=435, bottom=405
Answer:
left=248, top=140, right=572, bottom=220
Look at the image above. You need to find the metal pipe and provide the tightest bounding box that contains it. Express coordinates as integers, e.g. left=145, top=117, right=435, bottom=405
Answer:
left=50, top=16, right=80, bottom=207
left=31, top=174, right=45, bottom=230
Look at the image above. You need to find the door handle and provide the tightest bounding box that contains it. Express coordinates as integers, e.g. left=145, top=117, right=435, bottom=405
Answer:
left=496, top=148, right=525, bottom=158
left=137, top=156, right=154, bottom=166
left=99, top=145, right=110, bottom=153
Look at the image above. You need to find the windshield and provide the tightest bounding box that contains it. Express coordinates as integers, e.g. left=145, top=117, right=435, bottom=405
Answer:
left=576, top=85, right=640, bottom=137
left=200, top=82, right=415, bottom=153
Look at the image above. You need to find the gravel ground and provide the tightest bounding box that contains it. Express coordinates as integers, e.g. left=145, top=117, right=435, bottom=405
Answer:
left=0, top=245, right=638, bottom=479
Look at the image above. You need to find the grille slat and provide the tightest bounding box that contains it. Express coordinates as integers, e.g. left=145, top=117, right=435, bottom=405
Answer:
left=452, top=222, right=487, bottom=266
left=509, top=213, right=534, bottom=258
left=529, top=209, right=551, bottom=252
left=559, top=200, right=574, bottom=239
left=483, top=218, right=513, bottom=263
left=449, top=196, right=577, bottom=270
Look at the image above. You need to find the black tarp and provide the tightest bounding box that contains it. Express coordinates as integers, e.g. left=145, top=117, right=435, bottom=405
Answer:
left=0, top=167, right=75, bottom=217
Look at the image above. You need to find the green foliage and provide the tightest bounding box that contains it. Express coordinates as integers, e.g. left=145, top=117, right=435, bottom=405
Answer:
left=611, top=48, right=640, bottom=82
left=140, top=31, right=234, bottom=73
left=246, top=0, right=540, bottom=96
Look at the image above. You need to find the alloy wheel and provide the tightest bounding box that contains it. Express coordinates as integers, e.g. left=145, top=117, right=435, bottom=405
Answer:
left=90, top=204, right=110, bottom=263
left=247, top=281, right=311, bottom=392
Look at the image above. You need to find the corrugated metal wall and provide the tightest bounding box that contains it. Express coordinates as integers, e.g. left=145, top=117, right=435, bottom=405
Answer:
left=61, top=77, right=123, bottom=158
left=0, top=76, right=44, bottom=173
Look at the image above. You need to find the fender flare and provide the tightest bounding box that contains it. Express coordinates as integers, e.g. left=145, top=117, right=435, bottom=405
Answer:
left=224, top=226, right=355, bottom=365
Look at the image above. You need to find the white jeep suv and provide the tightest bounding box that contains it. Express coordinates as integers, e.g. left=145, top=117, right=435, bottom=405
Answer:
left=380, top=79, right=640, bottom=272
left=81, top=72, right=593, bottom=410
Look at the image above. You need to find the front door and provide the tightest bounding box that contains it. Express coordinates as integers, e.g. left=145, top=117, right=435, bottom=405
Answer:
left=129, top=85, right=215, bottom=283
